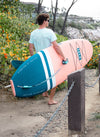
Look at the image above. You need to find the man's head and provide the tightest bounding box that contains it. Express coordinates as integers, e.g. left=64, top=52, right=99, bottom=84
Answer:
left=37, top=13, right=49, bottom=25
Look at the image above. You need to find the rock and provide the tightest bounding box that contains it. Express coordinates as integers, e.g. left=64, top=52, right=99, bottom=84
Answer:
left=82, top=28, right=100, bottom=41
left=71, top=134, right=79, bottom=137
left=66, top=27, right=100, bottom=41
left=66, top=27, right=84, bottom=39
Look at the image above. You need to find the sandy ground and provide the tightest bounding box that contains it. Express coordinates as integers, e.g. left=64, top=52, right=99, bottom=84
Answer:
left=0, top=69, right=100, bottom=137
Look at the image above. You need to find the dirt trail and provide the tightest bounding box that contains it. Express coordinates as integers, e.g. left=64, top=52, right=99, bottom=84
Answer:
left=0, top=69, right=100, bottom=137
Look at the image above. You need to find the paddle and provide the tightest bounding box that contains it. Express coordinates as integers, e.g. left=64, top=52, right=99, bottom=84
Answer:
left=11, top=60, right=24, bottom=69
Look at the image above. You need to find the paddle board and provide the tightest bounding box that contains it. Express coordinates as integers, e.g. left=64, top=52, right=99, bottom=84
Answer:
left=10, top=39, right=93, bottom=97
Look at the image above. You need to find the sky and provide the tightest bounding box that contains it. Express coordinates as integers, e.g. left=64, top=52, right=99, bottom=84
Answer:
left=20, top=0, right=100, bottom=20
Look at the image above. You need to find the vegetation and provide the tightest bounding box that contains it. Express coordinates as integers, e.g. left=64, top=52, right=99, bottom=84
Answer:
left=86, top=41, right=100, bottom=69
left=67, top=21, right=100, bottom=30
left=89, top=112, right=100, bottom=121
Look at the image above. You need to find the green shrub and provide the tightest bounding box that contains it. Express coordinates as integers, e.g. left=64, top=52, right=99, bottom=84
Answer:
left=68, top=22, right=82, bottom=30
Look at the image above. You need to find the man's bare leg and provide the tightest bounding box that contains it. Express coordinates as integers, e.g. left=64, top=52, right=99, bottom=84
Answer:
left=48, top=87, right=57, bottom=105
left=42, top=91, right=49, bottom=97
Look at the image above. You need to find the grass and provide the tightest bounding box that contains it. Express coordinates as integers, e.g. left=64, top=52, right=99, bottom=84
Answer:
left=88, top=112, right=100, bottom=121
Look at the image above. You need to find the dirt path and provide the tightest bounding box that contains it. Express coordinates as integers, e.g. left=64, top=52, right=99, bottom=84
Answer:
left=0, top=69, right=100, bottom=137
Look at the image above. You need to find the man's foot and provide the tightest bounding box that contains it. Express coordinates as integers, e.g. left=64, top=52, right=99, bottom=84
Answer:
left=48, top=100, right=58, bottom=105
left=42, top=92, right=49, bottom=97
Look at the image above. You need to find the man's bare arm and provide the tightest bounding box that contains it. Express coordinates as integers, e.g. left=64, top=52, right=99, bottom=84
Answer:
left=29, top=43, right=35, bottom=56
left=52, top=41, right=66, bottom=60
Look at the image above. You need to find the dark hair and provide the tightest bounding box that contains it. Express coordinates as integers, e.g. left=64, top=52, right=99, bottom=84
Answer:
left=36, top=13, right=49, bottom=25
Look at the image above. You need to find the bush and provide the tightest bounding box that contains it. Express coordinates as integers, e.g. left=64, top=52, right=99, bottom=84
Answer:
left=86, top=42, right=100, bottom=69
left=68, top=21, right=82, bottom=30
left=0, top=10, right=37, bottom=76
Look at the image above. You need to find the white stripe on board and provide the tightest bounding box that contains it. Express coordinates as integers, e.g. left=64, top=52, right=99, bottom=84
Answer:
left=43, top=49, right=56, bottom=88
left=38, top=52, right=50, bottom=91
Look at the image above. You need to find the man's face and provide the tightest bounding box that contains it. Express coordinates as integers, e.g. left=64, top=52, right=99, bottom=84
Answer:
left=45, top=18, right=49, bottom=27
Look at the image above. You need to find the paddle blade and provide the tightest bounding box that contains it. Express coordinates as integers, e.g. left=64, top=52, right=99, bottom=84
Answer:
left=11, top=60, right=24, bottom=69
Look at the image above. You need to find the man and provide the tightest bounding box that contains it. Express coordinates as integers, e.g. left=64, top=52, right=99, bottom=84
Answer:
left=29, top=13, right=67, bottom=105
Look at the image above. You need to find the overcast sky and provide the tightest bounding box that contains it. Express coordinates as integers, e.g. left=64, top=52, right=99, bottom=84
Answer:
left=20, top=0, right=100, bottom=20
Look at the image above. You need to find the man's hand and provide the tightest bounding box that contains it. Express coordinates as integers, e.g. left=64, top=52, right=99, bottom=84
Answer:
left=62, top=58, right=68, bottom=65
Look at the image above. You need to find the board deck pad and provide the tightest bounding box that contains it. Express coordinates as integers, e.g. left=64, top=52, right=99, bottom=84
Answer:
left=10, top=39, right=93, bottom=97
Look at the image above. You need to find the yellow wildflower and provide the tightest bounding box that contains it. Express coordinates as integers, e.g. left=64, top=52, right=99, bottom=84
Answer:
left=9, top=64, right=12, bottom=69
left=24, top=56, right=28, bottom=60
left=9, top=51, right=14, bottom=57
left=13, top=16, right=16, bottom=19
left=17, top=57, right=21, bottom=60
left=8, top=12, right=10, bottom=15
